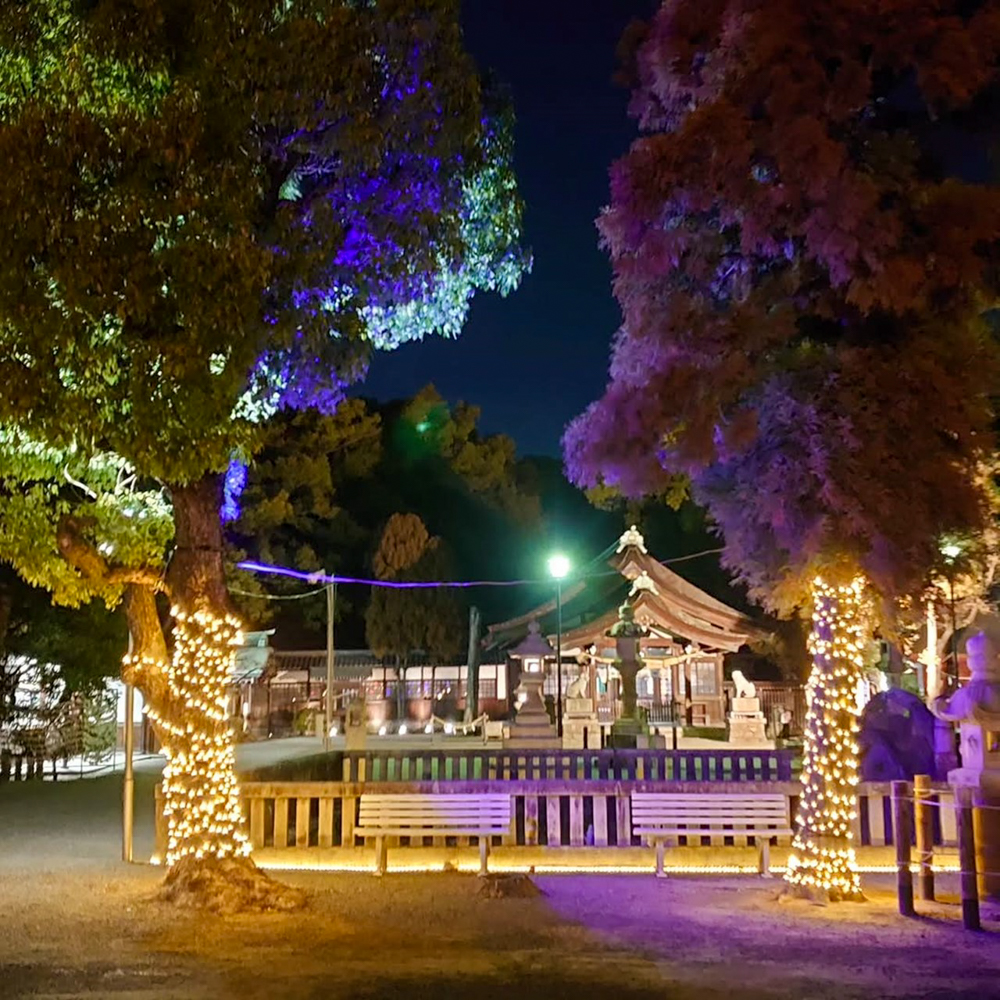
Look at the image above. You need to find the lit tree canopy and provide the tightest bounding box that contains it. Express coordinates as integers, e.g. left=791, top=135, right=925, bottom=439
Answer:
left=0, top=0, right=528, bottom=484
left=565, top=0, right=1000, bottom=614
left=567, top=0, right=1000, bottom=904
left=0, top=0, right=528, bottom=898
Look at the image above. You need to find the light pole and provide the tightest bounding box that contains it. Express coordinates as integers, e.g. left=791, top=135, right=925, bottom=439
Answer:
left=942, top=543, right=961, bottom=689
left=547, top=554, right=570, bottom=739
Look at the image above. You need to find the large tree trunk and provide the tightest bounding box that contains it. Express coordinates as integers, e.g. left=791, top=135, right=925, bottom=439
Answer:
left=784, top=574, right=865, bottom=902
left=56, top=474, right=302, bottom=910
left=152, top=473, right=301, bottom=911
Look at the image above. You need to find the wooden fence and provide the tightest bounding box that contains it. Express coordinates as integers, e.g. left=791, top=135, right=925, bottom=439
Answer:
left=0, top=749, right=51, bottom=782
left=254, top=747, right=796, bottom=785
left=154, top=777, right=957, bottom=860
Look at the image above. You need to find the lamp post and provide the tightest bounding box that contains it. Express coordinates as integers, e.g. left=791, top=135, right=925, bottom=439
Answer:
left=942, top=543, right=962, bottom=689
left=547, top=554, right=570, bottom=739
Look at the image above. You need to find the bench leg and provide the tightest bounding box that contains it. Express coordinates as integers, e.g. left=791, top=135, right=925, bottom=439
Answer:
left=375, top=835, right=387, bottom=876
left=479, top=836, right=490, bottom=877
left=757, top=839, right=772, bottom=878
left=655, top=839, right=667, bottom=879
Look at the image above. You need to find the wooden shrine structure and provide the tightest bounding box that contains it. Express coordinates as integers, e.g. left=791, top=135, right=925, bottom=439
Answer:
left=485, top=527, right=762, bottom=727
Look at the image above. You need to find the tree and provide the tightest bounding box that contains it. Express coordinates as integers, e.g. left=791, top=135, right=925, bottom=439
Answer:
left=0, top=0, right=527, bottom=904
left=365, top=513, right=465, bottom=663
left=227, top=399, right=382, bottom=636
left=566, top=0, right=1000, bottom=900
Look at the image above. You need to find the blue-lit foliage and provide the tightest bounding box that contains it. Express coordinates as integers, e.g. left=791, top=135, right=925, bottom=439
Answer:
left=0, top=2, right=530, bottom=484
left=221, top=458, right=249, bottom=524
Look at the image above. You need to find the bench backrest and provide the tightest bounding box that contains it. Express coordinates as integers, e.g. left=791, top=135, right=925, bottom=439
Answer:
left=358, top=793, right=511, bottom=833
left=631, top=792, right=790, bottom=828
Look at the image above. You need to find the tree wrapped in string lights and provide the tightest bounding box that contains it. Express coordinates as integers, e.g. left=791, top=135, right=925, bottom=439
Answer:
left=786, top=577, right=866, bottom=900
left=0, top=0, right=527, bottom=908
left=566, top=1, right=1000, bottom=900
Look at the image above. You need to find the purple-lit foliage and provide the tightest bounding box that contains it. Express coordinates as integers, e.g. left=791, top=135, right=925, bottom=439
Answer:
left=566, top=0, right=1000, bottom=614
left=0, top=1, right=529, bottom=486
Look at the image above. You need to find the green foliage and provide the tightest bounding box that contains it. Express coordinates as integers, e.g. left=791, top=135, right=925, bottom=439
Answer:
left=0, top=567, right=126, bottom=731
left=0, top=435, right=173, bottom=607
left=365, top=514, right=464, bottom=661
left=79, top=687, right=117, bottom=761
left=228, top=399, right=380, bottom=629
left=0, top=0, right=527, bottom=488
left=231, top=388, right=547, bottom=643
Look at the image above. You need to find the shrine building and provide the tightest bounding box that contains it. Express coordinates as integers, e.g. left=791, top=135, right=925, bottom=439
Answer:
left=484, top=527, right=762, bottom=728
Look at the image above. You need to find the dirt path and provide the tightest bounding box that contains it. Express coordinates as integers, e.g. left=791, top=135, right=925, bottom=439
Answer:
left=0, top=865, right=726, bottom=1000
left=4, top=774, right=1000, bottom=998
left=539, top=874, right=1000, bottom=1000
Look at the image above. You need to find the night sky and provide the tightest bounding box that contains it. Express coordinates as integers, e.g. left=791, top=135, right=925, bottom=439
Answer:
left=360, top=1, right=657, bottom=458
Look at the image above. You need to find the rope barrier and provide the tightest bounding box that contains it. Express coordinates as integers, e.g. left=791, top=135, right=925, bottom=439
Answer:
left=229, top=585, right=327, bottom=601
left=896, top=793, right=1000, bottom=813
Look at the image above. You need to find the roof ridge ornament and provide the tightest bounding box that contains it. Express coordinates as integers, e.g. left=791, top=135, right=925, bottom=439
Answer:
left=629, top=570, right=658, bottom=597
left=616, top=524, right=647, bottom=554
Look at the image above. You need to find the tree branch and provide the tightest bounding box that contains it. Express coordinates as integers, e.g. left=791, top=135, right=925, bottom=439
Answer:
left=55, top=515, right=172, bottom=598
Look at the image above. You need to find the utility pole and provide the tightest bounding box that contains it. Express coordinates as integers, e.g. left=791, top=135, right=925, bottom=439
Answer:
left=464, top=605, right=481, bottom=724
left=324, top=581, right=336, bottom=751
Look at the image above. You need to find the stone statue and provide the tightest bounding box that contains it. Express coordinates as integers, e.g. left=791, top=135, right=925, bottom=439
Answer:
left=629, top=570, right=658, bottom=597
left=731, top=669, right=756, bottom=700
left=616, top=524, right=648, bottom=554
left=566, top=671, right=588, bottom=700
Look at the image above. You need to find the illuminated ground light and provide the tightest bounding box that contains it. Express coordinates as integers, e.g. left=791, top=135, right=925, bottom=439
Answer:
left=147, top=854, right=963, bottom=875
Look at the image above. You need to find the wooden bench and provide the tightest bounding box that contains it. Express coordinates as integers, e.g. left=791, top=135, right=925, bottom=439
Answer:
left=357, top=793, right=512, bottom=875
left=631, top=792, right=792, bottom=877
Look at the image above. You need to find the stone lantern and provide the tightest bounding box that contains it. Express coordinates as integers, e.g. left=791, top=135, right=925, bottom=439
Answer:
left=608, top=599, right=649, bottom=748
left=933, top=630, right=1000, bottom=900
left=504, top=621, right=559, bottom=748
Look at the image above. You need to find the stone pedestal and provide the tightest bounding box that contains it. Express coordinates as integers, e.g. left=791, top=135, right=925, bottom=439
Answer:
left=344, top=699, right=367, bottom=751
left=728, top=696, right=773, bottom=747
left=562, top=697, right=600, bottom=750
left=505, top=675, right=558, bottom=748
left=934, top=629, right=1000, bottom=901
left=345, top=721, right=366, bottom=751
left=948, top=766, right=1000, bottom=901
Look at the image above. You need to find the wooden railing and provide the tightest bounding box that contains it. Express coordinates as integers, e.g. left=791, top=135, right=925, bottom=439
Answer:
left=316, top=748, right=796, bottom=784
left=0, top=749, right=50, bottom=782
left=155, top=777, right=955, bottom=859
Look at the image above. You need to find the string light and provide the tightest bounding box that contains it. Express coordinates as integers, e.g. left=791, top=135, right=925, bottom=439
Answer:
left=127, top=606, right=251, bottom=868
left=784, top=576, right=865, bottom=901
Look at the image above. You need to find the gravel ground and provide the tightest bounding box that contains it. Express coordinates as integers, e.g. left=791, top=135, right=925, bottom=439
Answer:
left=3, top=773, right=1000, bottom=999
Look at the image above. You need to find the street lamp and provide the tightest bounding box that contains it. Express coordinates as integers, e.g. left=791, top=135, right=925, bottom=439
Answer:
left=547, top=554, right=571, bottom=739
left=942, top=543, right=962, bottom=689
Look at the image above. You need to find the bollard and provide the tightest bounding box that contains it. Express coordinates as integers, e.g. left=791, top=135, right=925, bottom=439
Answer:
left=914, top=774, right=935, bottom=901
left=956, top=786, right=981, bottom=931
left=892, top=780, right=915, bottom=917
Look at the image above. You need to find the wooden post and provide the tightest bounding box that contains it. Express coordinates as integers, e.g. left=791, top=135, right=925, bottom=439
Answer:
left=478, top=836, right=490, bottom=876
left=914, top=774, right=935, bottom=902
left=122, top=683, right=135, bottom=864
left=891, top=780, right=914, bottom=917
left=956, top=786, right=981, bottom=931
left=757, top=838, right=772, bottom=877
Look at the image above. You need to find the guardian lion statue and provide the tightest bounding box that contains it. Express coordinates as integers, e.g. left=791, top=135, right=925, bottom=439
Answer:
left=731, top=670, right=756, bottom=700
left=566, top=671, right=589, bottom=699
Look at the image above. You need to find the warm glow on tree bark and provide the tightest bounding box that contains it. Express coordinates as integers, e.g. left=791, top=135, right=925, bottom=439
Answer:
left=784, top=576, right=864, bottom=901
left=129, top=607, right=250, bottom=868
